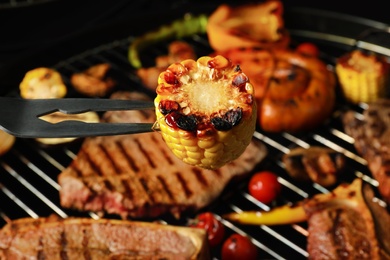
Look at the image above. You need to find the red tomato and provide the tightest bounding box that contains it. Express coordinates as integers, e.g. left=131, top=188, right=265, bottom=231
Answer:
left=221, top=234, right=258, bottom=260
left=248, top=171, right=282, bottom=204
left=189, top=212, right=225, bottom=247
left=296, top=42, right=320, bottom=58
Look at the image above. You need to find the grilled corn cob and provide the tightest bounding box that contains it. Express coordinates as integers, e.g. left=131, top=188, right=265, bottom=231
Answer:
left=336, top=50, right=389, bottom=104
left=154, top=55, right=257, bottom=169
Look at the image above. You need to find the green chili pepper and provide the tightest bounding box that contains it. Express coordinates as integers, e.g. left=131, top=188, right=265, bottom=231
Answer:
left=128, top=13, right=208, bottom=69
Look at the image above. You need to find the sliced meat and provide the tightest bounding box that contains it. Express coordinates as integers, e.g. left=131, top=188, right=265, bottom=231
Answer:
left=303, top=178, right=390, bottom=260
left=0, top=215, right=210, bottom=260
left=71, top=63, right=116, bottom=97
left=282, top=146, right=346, bottom=187
left=342, top=98, right=390, bottom=204
left=58, top=91, right=267, bottom=219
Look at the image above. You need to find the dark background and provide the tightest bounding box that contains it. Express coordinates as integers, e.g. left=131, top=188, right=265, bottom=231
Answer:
left=0, top=0, right=386, bottom=89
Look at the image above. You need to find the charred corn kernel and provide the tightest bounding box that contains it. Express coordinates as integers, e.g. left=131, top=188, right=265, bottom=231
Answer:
left=19, top=67, right=67, bottom=99
left=336, top=50, right=389, bottom=104
left=0, top=130, right=16, bottom=156
left=155, top=55, right=257, bottom=169
left=224, top=204, right=307, bottom=226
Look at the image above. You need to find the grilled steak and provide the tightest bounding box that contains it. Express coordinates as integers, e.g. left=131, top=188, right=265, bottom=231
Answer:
left=342, top=98, right=390, bottom=204
left=303, top=178, right=390, bottom=260
left=58, top=91, right=267, bottom=219
left=0, top=215, right=210, bottom=260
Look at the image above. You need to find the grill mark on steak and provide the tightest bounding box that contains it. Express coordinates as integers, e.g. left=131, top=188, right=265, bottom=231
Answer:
left=121, top=179, right=134, bottom=200
left=152, top=135, right=174, bottom=165
left=117, top=140, right=139, bottom=173
left=70, top=152, right=86, bottom=178
left=103, top=179, right=115, bottom=191
left=212, top=168, right=222, bottom=178
left=134, top=138, right=156, bottom=168
left=60, top=230, right=69, bottom=260
left=82, top=229, right=92, bottom=260
left=140, top=177, right=154, bottom=202
left=99, top=143, right=121, bottom=174
left=192, top=168, right=208, bottom=187
left=157, top=175, right=175, bottom=202
left=176, top=172, right=193, bottom=198
left=82, top=147, right=104, bottom=176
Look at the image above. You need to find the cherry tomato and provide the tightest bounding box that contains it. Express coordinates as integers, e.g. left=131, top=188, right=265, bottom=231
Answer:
left=248, top=171, right=282, bottom=204
left=296, top=42, right=320, bottom=58
left=189, top=212, right=225, bottom=247
left=221, top=234, right=258, bottom=260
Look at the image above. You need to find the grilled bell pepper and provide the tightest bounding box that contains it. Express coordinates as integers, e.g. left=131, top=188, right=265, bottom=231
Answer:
left=207, top=0, right=289, bottom=53
left=154, top=55, right=257, bottom=169
left=223, top=204, right=307, bottom=226
left=128, top=13, right=208, bottom=69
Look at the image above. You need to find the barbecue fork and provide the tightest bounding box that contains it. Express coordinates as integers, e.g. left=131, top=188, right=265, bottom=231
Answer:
left=0, top=97, right=156, bottom=138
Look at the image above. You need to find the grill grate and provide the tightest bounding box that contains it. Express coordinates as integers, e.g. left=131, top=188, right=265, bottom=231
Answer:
left=0, top=8, right=389, bottom=260
left=0, top=0, right=58, bottom=9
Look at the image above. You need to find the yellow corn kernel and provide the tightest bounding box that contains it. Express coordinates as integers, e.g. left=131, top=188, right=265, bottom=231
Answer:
left=205, top=142, right=224, bottom=153
left=197, top=138, right=216, bottom=149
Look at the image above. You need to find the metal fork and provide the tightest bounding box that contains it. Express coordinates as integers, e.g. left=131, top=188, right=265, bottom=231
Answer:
left=0, top=97, right=156, bottom=138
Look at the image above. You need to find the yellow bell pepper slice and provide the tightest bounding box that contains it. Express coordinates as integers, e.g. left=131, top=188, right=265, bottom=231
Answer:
left=224, top=203, right=307, bottom=226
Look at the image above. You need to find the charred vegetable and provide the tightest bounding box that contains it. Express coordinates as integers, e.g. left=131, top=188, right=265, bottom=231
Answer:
left=282, top=146, right=346, bottom=187
left=128, top=13, right=208, bottom=69
left=154, top=55, right=257, bottom=169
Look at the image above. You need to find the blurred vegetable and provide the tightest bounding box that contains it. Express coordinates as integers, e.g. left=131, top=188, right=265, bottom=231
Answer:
left=71, top=63, right=116, bottom=97
left=282, top=146, right=346, bottom=187
left=248, top=171, right=282, bottom=204
left=223, top=204, right=307, bottom=226
left=296, top=42, right=320, bottom=57
left=19, top=67, right=67, bottom=99
left=128, top=13, right=208, bottom=69
left=207, top=0, right=289, bottom=53
left=221, top=234, right=258, bottom=260
left=189, top=212, right=225, bottom=247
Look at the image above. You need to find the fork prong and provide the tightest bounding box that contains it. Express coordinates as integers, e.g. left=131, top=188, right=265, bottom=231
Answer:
left=0, top=97, right=157, bottom=138
left=29, top=98, right=155, bottom=116
left=26, top=121, right=156, bottom=138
